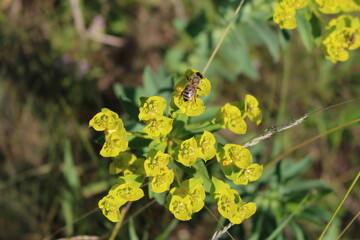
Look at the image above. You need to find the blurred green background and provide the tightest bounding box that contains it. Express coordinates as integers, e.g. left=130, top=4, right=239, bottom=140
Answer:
left=0, top=0, right=359, bottom=239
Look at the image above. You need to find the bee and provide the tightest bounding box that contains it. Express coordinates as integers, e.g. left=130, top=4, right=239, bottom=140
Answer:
left=181, top=71, right=203, bottom=102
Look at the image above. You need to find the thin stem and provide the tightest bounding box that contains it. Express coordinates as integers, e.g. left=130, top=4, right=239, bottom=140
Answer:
left=336, top=209, right=360, bottom=240
left=122, top=200, right=157, bottom=226
left=203, top=205, right=235, bottom=240
left=202, top=0, right=245, bottom=75
left=318, top=170, right=360, bottom=240
left=109, top=202, right=132, bottom=240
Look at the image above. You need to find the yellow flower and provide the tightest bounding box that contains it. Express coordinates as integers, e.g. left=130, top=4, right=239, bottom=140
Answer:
left=173, top=96, right=205, bottom=117
left=100, top=131, right=128, bottom=157
left=215, top=103, right=247, bottom=134
left=283, top=0, right=309, bottom=9
left=142, top=116, right=173, bottom=138
left=315, top=0, right=341, bottom=14
left=223, top=144, right=252, bottom=169
left=138, top=96, right=167, bottom=121
left=111, top=183, right=145, bottom=202
left=144, top=150, right=171, bottom=177
left=233, top=163, right=264, bottom=185
left=245, top=95, right=262, bottom=125
left=196, top=131, right=216, bottom=161
left=322, top=15, right=360, bottom=63
left=273, top=2, right=297, bottom=29
left=169, top=178, right=206, bottom=213
left=169, top=195, right=193, bottom=221
left=89, top=108, right=120, bottom=131
left=227, top=202, right=257, bottom=224
left=151, top=169, right=174, bottom=193
left=177, top=137, right=198, bottom=167
left=339, top=0, right=360, bottom=12
left=98, top=195, right=123, bottom=222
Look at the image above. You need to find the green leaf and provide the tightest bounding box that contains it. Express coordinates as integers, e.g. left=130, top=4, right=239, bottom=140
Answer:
left=186, top=122, right=221, bottom=134
left=248, top=20, right=280, bottom=62
left=282, top=180, right=327, bottom=195
left=188, top=106, right=219, bottom=123
left=300, top=206, right=332, bottom=227
left=155, top=219, right=179, bottom=240
left=310, top=12, right=322, bottom=42
left=281, top=156, right=312, bottom=181
left=63, top=139, right=80, bottom=191
left=153, top=192, right=166, bottom=206
left=113, top=83, right=140, bottom=120
left=143, top=66, right=159, bottom=97
left=296, top=10, right=313, bottom=52
left=128, top=135, right=152, bottom=150
left=61, top=192, right=74, bottom=236
left=289, top=221, right=305, bottom=240
left=129, top=218, right=139, bottom=240
left=193, top=160, right=212, bottom=192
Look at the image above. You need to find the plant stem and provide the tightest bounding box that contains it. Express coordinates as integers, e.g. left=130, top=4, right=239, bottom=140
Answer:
left=318, top=170, right=360, bottom=240
left=202, top=0, right=245, bottom=75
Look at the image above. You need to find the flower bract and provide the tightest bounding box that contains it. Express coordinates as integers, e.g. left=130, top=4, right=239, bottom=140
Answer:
left=144, top=150, right=171, bottom=177
left=177, top=137, right=198, bottom=167
left=89, top=108, right=120, bottom=131
left=196, top=131, right=216, bottom=161
left=168, top=195, right=193, bottom=221
left=151, top=169, right=175, bottom=193
left=138, top=96, right=167, bottom=121
left=245, top=95, right=262, bottom=125
left=142, top=116, right=173, bottom=138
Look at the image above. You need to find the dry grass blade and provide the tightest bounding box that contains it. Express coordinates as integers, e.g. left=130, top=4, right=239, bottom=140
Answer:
left=211, top=223, right=235, bottom=240
left=243, top=114, right=308, bottom=148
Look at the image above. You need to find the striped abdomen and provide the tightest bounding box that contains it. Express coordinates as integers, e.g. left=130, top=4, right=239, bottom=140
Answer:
left=182, top=85, right=196, bottom=102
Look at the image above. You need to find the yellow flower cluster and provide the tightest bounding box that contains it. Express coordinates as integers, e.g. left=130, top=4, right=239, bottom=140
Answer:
left=315, top=0, right=360, bottom=13
left=167, top=178, right=206, bottom=220
left=273, top=0, right=309, bottom=29
left=89, top=69, right=263, bottom=224
left=217, top=144, right=263, bottom=185
left=322, top=15, right=360, bottom=63
left=273, top=0, right=360, bottom=30
left=176, top=131, right=216, bottom=167
left=272, top=0, right=360, bottom=63
left=214, top=95, right=262, bottom=134
left=98, top=175, right=144, bottom=222
left=144, top=150, right=174, bottom=193
left=139, top=96, right=173, bottom=138
left=89, top=108, right=128, bottom=157
left=212, top=177, right=257, bottom=224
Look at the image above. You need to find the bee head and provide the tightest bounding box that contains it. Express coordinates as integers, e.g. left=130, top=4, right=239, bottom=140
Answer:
left=196, top=72, right=204, bottom=79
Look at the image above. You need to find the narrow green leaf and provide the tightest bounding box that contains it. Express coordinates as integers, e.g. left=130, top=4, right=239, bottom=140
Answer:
left=129, top=218, right=139, bottom=240
left=61, top=192, right=74, bottom=236
left=281, top=156, right=312, bottom=181
left=155, top=219, right=178, bottom=240
left=282, top=180, right=326, bottom=195
left=249, top=20, right=280, bottom=62
left=63, top=139, right=80, bottom=191
left=296, top=10, right=313, bottom=52
left=193, top=160, right=211, bottom=192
